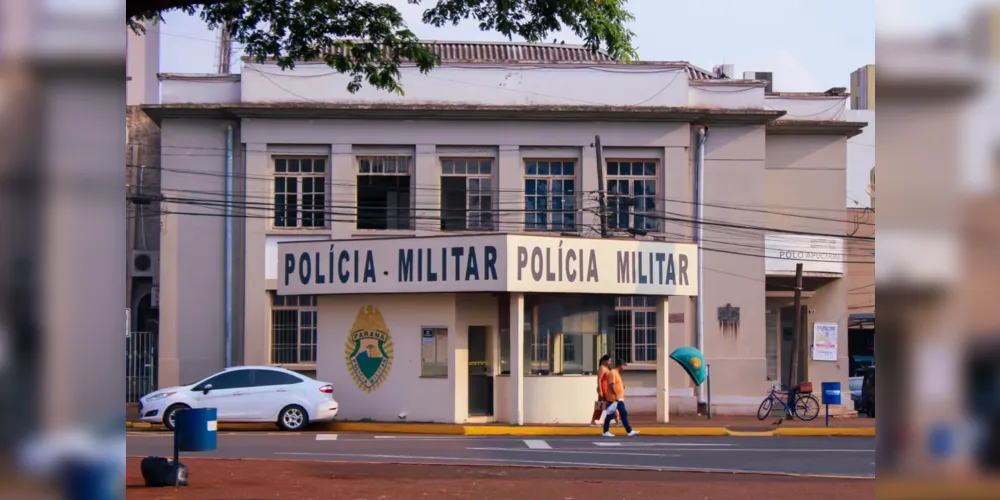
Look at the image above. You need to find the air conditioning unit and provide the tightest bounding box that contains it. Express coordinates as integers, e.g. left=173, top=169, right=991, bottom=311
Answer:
left=713, top=64, right=734, bottom=79
left=131, top=250, right=159, bottom=278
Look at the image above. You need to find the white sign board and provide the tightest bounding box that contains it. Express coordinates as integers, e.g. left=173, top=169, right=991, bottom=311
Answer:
left=811, top=322, right=838, bottom=361
left=265, top=235, right=330, bottom=280
left=764, top=234, right=845, bottom=275
left=277, top=234, right=699, bottom=297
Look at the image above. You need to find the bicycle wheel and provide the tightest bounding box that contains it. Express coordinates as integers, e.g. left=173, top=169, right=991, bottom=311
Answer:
left=756, top=397, right=773, bottom=420
left=794, top=394, right=821, bottom=421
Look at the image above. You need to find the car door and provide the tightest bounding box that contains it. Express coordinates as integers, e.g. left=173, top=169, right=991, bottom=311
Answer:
left=191, top=369, right=253, bottom=420
left=244, top=369, right=306, bottom=420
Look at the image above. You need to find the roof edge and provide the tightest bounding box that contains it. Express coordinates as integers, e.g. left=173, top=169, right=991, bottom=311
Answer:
left=767, top=120, right=868, bottom=138
left=141, top=102, right=785, bottom=125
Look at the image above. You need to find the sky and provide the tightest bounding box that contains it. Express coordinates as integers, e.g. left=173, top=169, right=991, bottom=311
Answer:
left=153, top=0, right=885, bottom=92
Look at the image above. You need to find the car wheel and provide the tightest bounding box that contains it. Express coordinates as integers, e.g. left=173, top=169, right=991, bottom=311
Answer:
left=163, top=404, right=189, bottom=431
left=278, top=405, right=308, bottom=432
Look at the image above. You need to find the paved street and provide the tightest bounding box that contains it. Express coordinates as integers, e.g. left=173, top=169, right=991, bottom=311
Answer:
left=127, top=432, right=875, bottom=478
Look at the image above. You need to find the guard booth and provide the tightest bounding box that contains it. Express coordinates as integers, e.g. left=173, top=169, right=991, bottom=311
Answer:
left=277, top=234, right=698, bottom=425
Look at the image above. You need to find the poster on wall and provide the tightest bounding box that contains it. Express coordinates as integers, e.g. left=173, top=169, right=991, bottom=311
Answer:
left=812, top=322, right=838, bottom=361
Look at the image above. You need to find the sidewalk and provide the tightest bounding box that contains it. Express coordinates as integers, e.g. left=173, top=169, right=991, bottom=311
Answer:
left=127, top=414, right=875, bottom=436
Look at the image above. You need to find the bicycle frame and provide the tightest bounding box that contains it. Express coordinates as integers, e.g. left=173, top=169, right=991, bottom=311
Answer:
left=765, top=387, right=797, bottom=415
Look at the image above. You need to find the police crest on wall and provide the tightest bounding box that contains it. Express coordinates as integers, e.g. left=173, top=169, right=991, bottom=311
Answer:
left=717, top=303, right=740, bottom=338
left=345, top=305, right=394, bottom=393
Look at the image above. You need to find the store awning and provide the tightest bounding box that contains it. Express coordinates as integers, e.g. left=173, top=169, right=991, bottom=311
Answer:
left=849, top=313, right=875, bottom=329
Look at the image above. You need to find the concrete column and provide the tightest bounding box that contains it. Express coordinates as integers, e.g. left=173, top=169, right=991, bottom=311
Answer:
left=449, top=313, right=469, bottom=423
left=655, top=295, right=670, bottom=423
left=509, top=292, right=525, bottom=424
left=414, top=144, right=438, bottom=235
left=330, top=144, right=354, bottom=237
left=497, top=145, right=522, bottom=231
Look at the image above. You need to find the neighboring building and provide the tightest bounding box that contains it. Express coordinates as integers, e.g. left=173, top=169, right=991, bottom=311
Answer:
left=142, top=41, right=866, bottom=422
left=850, top=64, right=875, bottom=110
left=126, top=23, right=162, bottom=403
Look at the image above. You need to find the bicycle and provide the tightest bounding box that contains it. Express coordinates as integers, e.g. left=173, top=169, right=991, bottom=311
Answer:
left=757, top=378, right=821, bottom=421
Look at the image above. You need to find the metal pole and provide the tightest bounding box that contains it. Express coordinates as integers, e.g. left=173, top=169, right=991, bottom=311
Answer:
left=706, top=363, right=712, bottom=420
left=825, top=403, right=830, bottom=427
left=172, top=425, right=180, bottom=487
left=223, top=125, right=234, bottom=367
left=694, top=127, right=707, bottom=408
left=787, top=262, right=804, bottom=419
left=594, top=135, right=608, bottom=238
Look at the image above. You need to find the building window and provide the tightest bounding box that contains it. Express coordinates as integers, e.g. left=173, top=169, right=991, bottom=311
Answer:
left=420, top=327, right=448, bottom=377
left=440, top=158, right=495, bottom=231
left=613, top=295, right=657, bottom=364
left=271, top=294, right=318, bottom=364
left=606, top=160, right=658, bottom=232
left=273, top=157, right=327, bottom=228
left=524, top=160, right=577, bottom=231
left=356, top=155, right=412, bottom=230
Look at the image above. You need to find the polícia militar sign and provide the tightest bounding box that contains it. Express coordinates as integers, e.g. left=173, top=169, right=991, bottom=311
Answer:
left=278, top=234, right=698, bottom=296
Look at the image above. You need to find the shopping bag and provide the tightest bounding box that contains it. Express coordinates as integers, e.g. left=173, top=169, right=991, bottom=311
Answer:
left=594, top=400, right=607, bottom=411
left=605, top=401, right=618, bottom=417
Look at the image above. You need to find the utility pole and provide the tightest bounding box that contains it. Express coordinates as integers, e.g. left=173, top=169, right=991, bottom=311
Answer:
left=594, top=135, right=608, bottom=238
left=216, top=23, right=233, bottom=74
left=786, top=262, right=804, bottom=419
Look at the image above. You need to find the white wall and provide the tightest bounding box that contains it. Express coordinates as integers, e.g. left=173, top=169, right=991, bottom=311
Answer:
left=769, top=96, right=848, bottom=122
left=317, top=293, right=458, bottom=422
left=847, top=109, right=875, bottom=208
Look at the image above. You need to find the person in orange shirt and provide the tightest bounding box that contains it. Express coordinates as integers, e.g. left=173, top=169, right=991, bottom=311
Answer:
left=590, top=355, right=620, bottom=426
left=602, top=359, right=639, bottom=437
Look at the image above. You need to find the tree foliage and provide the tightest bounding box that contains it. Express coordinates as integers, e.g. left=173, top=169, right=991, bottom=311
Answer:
left=128, top=0, right=637, bottom=94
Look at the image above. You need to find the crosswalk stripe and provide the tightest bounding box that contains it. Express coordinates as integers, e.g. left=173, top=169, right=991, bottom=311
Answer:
left=524, top=439, right=552, bottom=449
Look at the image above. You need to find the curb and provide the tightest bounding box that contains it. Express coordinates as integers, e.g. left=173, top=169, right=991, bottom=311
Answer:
left=126, top=421, right=874, bottom=437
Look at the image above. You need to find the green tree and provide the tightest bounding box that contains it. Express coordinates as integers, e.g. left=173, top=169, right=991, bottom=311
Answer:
left=128, top=0, right=637, bottom=94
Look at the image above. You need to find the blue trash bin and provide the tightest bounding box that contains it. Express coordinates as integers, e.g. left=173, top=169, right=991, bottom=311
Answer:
left=821, top=382, right=842, bottom=406
left=175, top=408, right=218, bottom=452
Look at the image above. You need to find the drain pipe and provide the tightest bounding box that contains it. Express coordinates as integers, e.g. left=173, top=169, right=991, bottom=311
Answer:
left=224, top=125, right=234, bottom=368
left=694, top=126, right=708, bottom=409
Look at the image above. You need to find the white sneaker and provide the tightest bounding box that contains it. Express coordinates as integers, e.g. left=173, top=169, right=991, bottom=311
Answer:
left=615, top=420, right=622, bottom=427
left=627, top=430, right=640, bottom=437
left=602, top=432, right=615, bottom=438
left=590, top=422, right=600, bottom=427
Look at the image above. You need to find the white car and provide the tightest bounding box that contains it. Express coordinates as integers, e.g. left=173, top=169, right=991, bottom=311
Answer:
left=137, top=366, right=338, bottom=431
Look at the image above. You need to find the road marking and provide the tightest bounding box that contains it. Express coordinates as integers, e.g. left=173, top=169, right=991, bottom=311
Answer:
left=469, top=447, right=680, bottom=458
left=523, top=440, right=551, bottom=449
left=272, top=452, right=872, bottom=478
left=315, top=434, right=338, bottom=441
left=593, top=442, right=735, bottom=447
left=374, top=436, right=397, bottom=439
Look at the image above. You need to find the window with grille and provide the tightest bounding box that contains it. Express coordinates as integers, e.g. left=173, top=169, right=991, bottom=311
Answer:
left=606, top=160, right=658, bottom=232
left=273, top=157, right=327, bottom=228
left=357, top=155, right=412, bottom=230
left=440, top=158, right=495, bottom=231
left=524, top=160, right=577, bottom=231
left=270, top=294, right=318, bottom=364
left=613, top=295, right=657, bottom=364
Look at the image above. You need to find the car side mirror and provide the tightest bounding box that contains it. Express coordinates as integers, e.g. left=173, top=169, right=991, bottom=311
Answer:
left=202, top=384, right=213, bottom=395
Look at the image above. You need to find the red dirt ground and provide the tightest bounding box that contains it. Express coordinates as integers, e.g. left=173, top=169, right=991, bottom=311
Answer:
left=125, top=458, right=875, bottom=500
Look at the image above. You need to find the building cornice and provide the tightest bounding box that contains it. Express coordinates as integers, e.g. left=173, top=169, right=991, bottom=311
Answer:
left=142, top=102, right=786, bottom=125
left=766, top=120, right=868, bottom=138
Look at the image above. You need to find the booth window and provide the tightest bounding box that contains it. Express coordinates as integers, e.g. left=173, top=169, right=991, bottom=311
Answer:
left=613, top=295, right=657, bottom=364
left=357, top=155, right=412, bottom=230
left=420, top=327, right=449, bottom=377
left=522, top=294, right=611, bottom=376
left=270, top=294, right=318, bottom=364
left=606, top=160, right=659, bottom=232
left=440, top=158, right=496, bottom=231
left=273, top=157, right=327, bottom=229
left=523, top=160, right=577, bottom=231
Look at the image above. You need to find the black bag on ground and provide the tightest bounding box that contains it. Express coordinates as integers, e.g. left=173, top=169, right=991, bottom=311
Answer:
left=140, top=456, right=188, bottom=487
